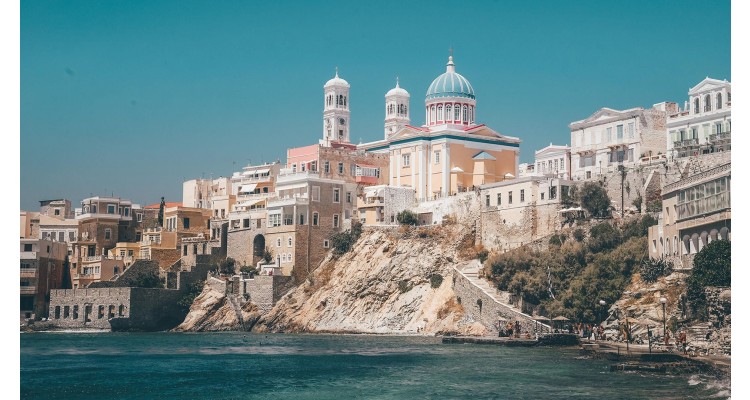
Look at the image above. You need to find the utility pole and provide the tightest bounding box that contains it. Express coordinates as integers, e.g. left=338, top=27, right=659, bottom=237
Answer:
left=619, top=165, right=626, bottom=218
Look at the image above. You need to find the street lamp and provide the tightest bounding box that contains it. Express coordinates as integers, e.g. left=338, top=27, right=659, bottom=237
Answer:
left=598, top=300, right=606, bottom=326
left=660, top=297, right=667, bottom=338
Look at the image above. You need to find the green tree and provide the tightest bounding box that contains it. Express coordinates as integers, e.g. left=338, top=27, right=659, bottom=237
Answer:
left=330, top=221, right=364, bottom=256
left=686, top=240, right=731, bottom=320
left=396, top=210, right=419, bottom=225
left=578, top=182, right=611, bottom=218
left=639, top=256, right=673, bottom=283
left=219, top=257, right=236, bottom=275
left=588, top=222, right=621, bottom=253
left=158, top=196, right=165, bottom=227
left=262, top=247, right=274, bottom=264
left=118, top=267, right=162, bottom=288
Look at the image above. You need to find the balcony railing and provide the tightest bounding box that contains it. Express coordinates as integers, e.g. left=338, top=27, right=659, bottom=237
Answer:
left=20, top=286, right=37, bottom=294
left=20, top=269, right=37, bottom=278
left=677, top=191, right=731, bottom=221
left=673, top=138, right=699, bottom=148
left=709, top=131, right=731, bottom=142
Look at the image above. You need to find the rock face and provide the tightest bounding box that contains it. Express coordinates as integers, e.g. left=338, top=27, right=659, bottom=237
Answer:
left=254, top=224, right=480, bottom=335
left=173, top=284, right=261, bottom=332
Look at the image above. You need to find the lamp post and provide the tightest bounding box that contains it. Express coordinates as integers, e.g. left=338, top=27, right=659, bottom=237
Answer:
left=598, top=300, right=606, bottom=326
left=660, top=297, right=667, bottom=338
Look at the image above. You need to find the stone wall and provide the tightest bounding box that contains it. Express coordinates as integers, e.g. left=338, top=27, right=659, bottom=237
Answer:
left=49, top=287, right=133, bottom=329
left=411, top=192, right=480, bottom=226
left=243, top=275, right=293, bottom=313
left=227, top=227, right=264, bottom=267
left=479, top=202, right=561, bottom=252
left=452, top=267, right=545, bottom=334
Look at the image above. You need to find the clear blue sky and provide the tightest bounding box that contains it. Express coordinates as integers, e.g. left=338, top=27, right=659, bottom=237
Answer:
left=20, top=0, right=730, bottom=210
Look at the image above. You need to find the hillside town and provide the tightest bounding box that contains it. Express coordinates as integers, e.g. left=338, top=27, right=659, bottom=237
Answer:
left=20, top=55, right=731, bottom=356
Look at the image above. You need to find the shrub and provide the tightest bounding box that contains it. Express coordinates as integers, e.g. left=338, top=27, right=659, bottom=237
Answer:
left=240, top=265, right=257, bottom=276
left=330, top=222, right=363, bottom=256
left=478, top=248, right=489, bottom=263
left=588, top=222, right=621, bottom=253
left=178, top=280, right=205, bottom=310
left=572, top=229, right=585, bottom=242
left=219, top=258, right=236, bottom=275
left=396, top=210, right=419, bottom=226
left=632, top=192, right=643, bottom=213
left=262, top=247, right=274, bottom=264
left=686, top=240, right=731, bottom=320
left=639, top=256, right=673, bottom=283
left=118, top=267, right=162, bottom=288
left=579, top=182, right=611, bottom=218
left=430, top=273, right=443, bottom=289
left=646, top=199, right=662, bottom=212
left=549, top=234, right=567, bottom=246
left=398, top=280, right=411, bottom=293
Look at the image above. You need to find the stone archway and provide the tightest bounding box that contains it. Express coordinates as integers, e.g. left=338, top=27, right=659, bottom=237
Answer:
left=253, top=234, right=266, bottom=264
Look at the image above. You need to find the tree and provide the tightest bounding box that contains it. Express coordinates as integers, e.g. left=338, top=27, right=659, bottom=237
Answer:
left=158, top=196, right=165, bottom=226
left=262, top=247, right=274, bottom=264
left=632, top=192, right=643, bottom=213
left=686, top=240, right=731, bottom=320
left=119, top=267, right=162, bottom=288
left=588, top=222, right=621, bottom=253
left=330, top=221, right=364, bottom=256
left=639, top=256, right=673, bottom=283
left=396, top=210, right=419, bottom=226
left=219, top=257, right=236, bottom=275
left=578, top=182, right=611, bottom=218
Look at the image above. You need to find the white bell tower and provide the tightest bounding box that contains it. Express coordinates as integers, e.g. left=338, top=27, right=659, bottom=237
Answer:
left=322, top=68, right=351, bottom=146
left=384, top=77, right=410, bottom=139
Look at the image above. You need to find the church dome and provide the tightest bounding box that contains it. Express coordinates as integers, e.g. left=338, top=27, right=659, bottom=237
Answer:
left=426, top=56, right=475, bottom=100
left=386, top=79, right=409, bottom=97
left=325, top=70, right=350, bottom=87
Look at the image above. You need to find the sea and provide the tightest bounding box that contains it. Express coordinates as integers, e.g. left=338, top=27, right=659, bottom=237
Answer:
left=20, top=332, right=729, bottom=399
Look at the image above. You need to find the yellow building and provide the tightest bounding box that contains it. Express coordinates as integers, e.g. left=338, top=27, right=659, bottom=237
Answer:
left=360, top=55, right=520, bottom=201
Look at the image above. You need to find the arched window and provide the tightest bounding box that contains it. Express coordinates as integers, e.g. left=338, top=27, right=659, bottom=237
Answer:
left=343, top=96, right=347, bottom=107
left=694, top=97, right=700, bottom=114
left=716, top=93, right=722, bottom=109
left=704, top=94, right=711, bottom=112
left=430, top=105, right=436, bottom=124
left=403, top=105, right=407, bottom=115
left=462, top=105, right=468, bottom=123
left=446, top=104, right=452, bottom=121
left=469, top=106, right=474, bottom=124
left=426, top=106, right=430, bottom=124
left=454, top=104, right=460, bottom=121
left=437, top=105, right=443, bottom=121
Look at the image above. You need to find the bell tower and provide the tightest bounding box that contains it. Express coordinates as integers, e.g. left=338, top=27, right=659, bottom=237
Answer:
left=384, top=77, right=410, bottom=139
left=323, top=68, right=351, bottom=146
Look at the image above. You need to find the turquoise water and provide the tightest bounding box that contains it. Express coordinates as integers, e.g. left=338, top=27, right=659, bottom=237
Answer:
left=21, top=333, right=728, bottom=399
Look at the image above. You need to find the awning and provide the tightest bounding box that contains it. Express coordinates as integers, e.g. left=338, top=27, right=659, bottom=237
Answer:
left=238, top=183, right=257, bottom=193
left=450, top=167, right=464, bottom=173
left=558, top=207, right=583, bottom=213
left=242, top=168, right=270, bottom=176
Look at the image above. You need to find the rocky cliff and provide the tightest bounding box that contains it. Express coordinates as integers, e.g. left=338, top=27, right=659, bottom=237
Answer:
left=173, top=282, right=261, bottom=332
left=253, top=224, right=484, bottom=335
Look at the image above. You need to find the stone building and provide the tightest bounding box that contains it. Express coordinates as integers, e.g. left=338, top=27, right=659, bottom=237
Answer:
left=20, top=238, right=68, bottom=321
left=265, top=170, right=357, bottom=281
left=478, top=177, right=572, bottom=252
left=534, top=144, right=571, bottom=180
left=569, top=102, right=675, bottom=180
left=138, top=205, right=212, bottom=270
left=357, top=185, right=415, bottom=226
left=647, top=158, right=730, bottom=269
left=667, top=77, right=731, bottom=159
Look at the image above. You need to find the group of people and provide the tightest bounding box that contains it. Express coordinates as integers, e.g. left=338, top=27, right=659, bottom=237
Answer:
left=497, top=320, right=532, bottom=339
left=665, top=329, right=690, bottom=354
left=553, top=323, right=606, bottom=341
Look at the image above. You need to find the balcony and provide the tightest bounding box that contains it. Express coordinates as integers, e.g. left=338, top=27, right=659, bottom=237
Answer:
left=709, top=131, right=731, bottom=143
left=20, top=269, right=37, bottom=278
left=673, top=138, right=699, bottom=148
left=677, top=191, right=731, bottom=221
left=20, top=286, right=37, bottom=294
left=355, top=175, right=378, bottom=185
left=20, top=251, right=37, bottom=260
left=267, top=195, right=310, bottom=208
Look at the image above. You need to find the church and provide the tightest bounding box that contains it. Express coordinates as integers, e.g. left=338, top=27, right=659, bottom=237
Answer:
left=357, top=54, right=522, bottom=201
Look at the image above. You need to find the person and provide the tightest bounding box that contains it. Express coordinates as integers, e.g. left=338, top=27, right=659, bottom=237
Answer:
left=679, top=330, right=688, bottom=355
left=664, top=330, right=670, bottom=347
left=524, top=331, right=531, bottom=339
left=515, top=321, right=521, bottom=338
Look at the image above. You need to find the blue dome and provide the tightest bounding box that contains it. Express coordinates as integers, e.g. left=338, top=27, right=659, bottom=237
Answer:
left=426, top=57, right=475, bottom=100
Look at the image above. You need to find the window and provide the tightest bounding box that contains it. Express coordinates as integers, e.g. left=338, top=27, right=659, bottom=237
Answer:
left=508, top=191, right=513, bottom=204
left=704, top=94, right=711, bottom=112
left=243, top=219, right=250, bottom=228
left=104, top=228, right=111, bottom=240
left=346, top=192, right=352, bottom=203
left=454, top=104, right=460, bottom=121
left=462, top=105, right=468, bottom=122
left=54, top=209, right=60, bottom=216
left=550, top=186, right=557, bottom=200
left=402, top=154, right=411, bottom=167
left=137, top=213, right=143, bottom=222
left=694, top=97, right=700, bottom=114
left=324, top=161, right=330, bottom=174
left=128, top=250, right=134, bottom=257
left=717, top=93, right=722, bottom=109
left=107, top=205, right=116, bottom=214
left=124, top=207, right=130, bottom=217
left=323, top=240, right=330, bottom=248
left=616, top=124, right=623, bottom=140
left=520, top=189, right=525, bottom=202
left=333, top=188, right=340, bottom=203
left=606, top=127, right=612, bottom=142
left=54, top=306, right=60, bottom=319
left=333, top=214, right=340, bottom=228
left=628, top=122, right=634, bottom=138
left=437, top=105, right=443, bottom=121
left=485, top=195, right=490, bottom=207
left=434, top=151, right=440, bottom=164
left=446, top=104, right=452, bottom=120
left=338, top=162, right=344, bottom=174
left=183, top=245, right=188, bottom=256
left=119, top=305, right=125, bottom=316
left=299, top=214, right=305, bottom=225
left=288, top=237, right=293, bottom=247
left=183, top=218, right=190, bottom=229
left=497, top=193, right=501, bottom=205
left=269, top=214, right=281, bottom=227
left=277, top=238, right=282, bottom=247
left=312, top=186, right=321, bottom=202
left=292, top=164, right=297, bottom=173
left=541, top=192, right=545, bottom=200
left=313, top=212, right=319, bottom=226
left=64, top=306, right=70, bottom=319
left=58, top=232, right=65, bottom=242
left=98, top=305, right=104, bottom=319
left=301, top=163, right=306, bottom=172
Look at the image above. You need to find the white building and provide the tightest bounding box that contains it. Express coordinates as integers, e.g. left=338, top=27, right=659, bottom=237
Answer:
left=667, top=77, right=731, bottom=159
left=534, top=144, right=571, bottom=180
left=183, top=177, right=234, bottom=219
left=357, top=185, right=415, bottom=226
left=518, top=163, right=535, bottom=178
left=569, top=102, right=674, bottom=180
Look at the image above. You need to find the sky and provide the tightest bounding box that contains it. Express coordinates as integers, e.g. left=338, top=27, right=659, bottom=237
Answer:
left=20, top=0, right=731, bottom=210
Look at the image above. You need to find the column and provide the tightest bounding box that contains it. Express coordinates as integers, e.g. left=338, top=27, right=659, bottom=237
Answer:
left=411, top=146, right=416, bottom=190
left=396, top=149, right=401, bottom=187
left=389, top=152, right=394, bottom=187
left=427, top=145, right=433, bottom=200
left=417, top=145, right=425, bottom=200
left=442, top=145, right=449, bottom=196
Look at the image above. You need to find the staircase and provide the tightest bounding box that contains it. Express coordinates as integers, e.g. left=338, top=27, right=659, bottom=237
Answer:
left=454, top=260, right=551, bottom=332
left=226, top=294, right=246, bottom=331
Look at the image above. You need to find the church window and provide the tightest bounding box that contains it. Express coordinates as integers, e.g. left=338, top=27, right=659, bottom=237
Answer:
left=343, top=96, right=347, bottom=107
left=446, top=104, right=452, bottom=120
left=454, top=104, right=460, bottom=121
left=694, top=97, right=700, bottom=114
left=462, top=105, right=468, bottom=123
left=437, top=105, right=443, bottom=121
left=402, top=153, right=411, bottom=167
left=717, top=93, right=722, bottom=109
left=403, top=105, right=407, bottom=115
left=430, top=105, right=436, bottom=124
left=704, top=94, right=711, bottom=112
left=469, top=107, right=474, bottom=124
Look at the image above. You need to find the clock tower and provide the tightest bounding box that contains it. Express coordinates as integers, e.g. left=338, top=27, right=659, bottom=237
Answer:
left=322, top=68, right=351, bottom=146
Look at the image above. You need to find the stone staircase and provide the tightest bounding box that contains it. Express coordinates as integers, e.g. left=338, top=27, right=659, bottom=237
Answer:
left=226, top=294, right=246, bottom=331
left=454, top=260, right=551, bottom=332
